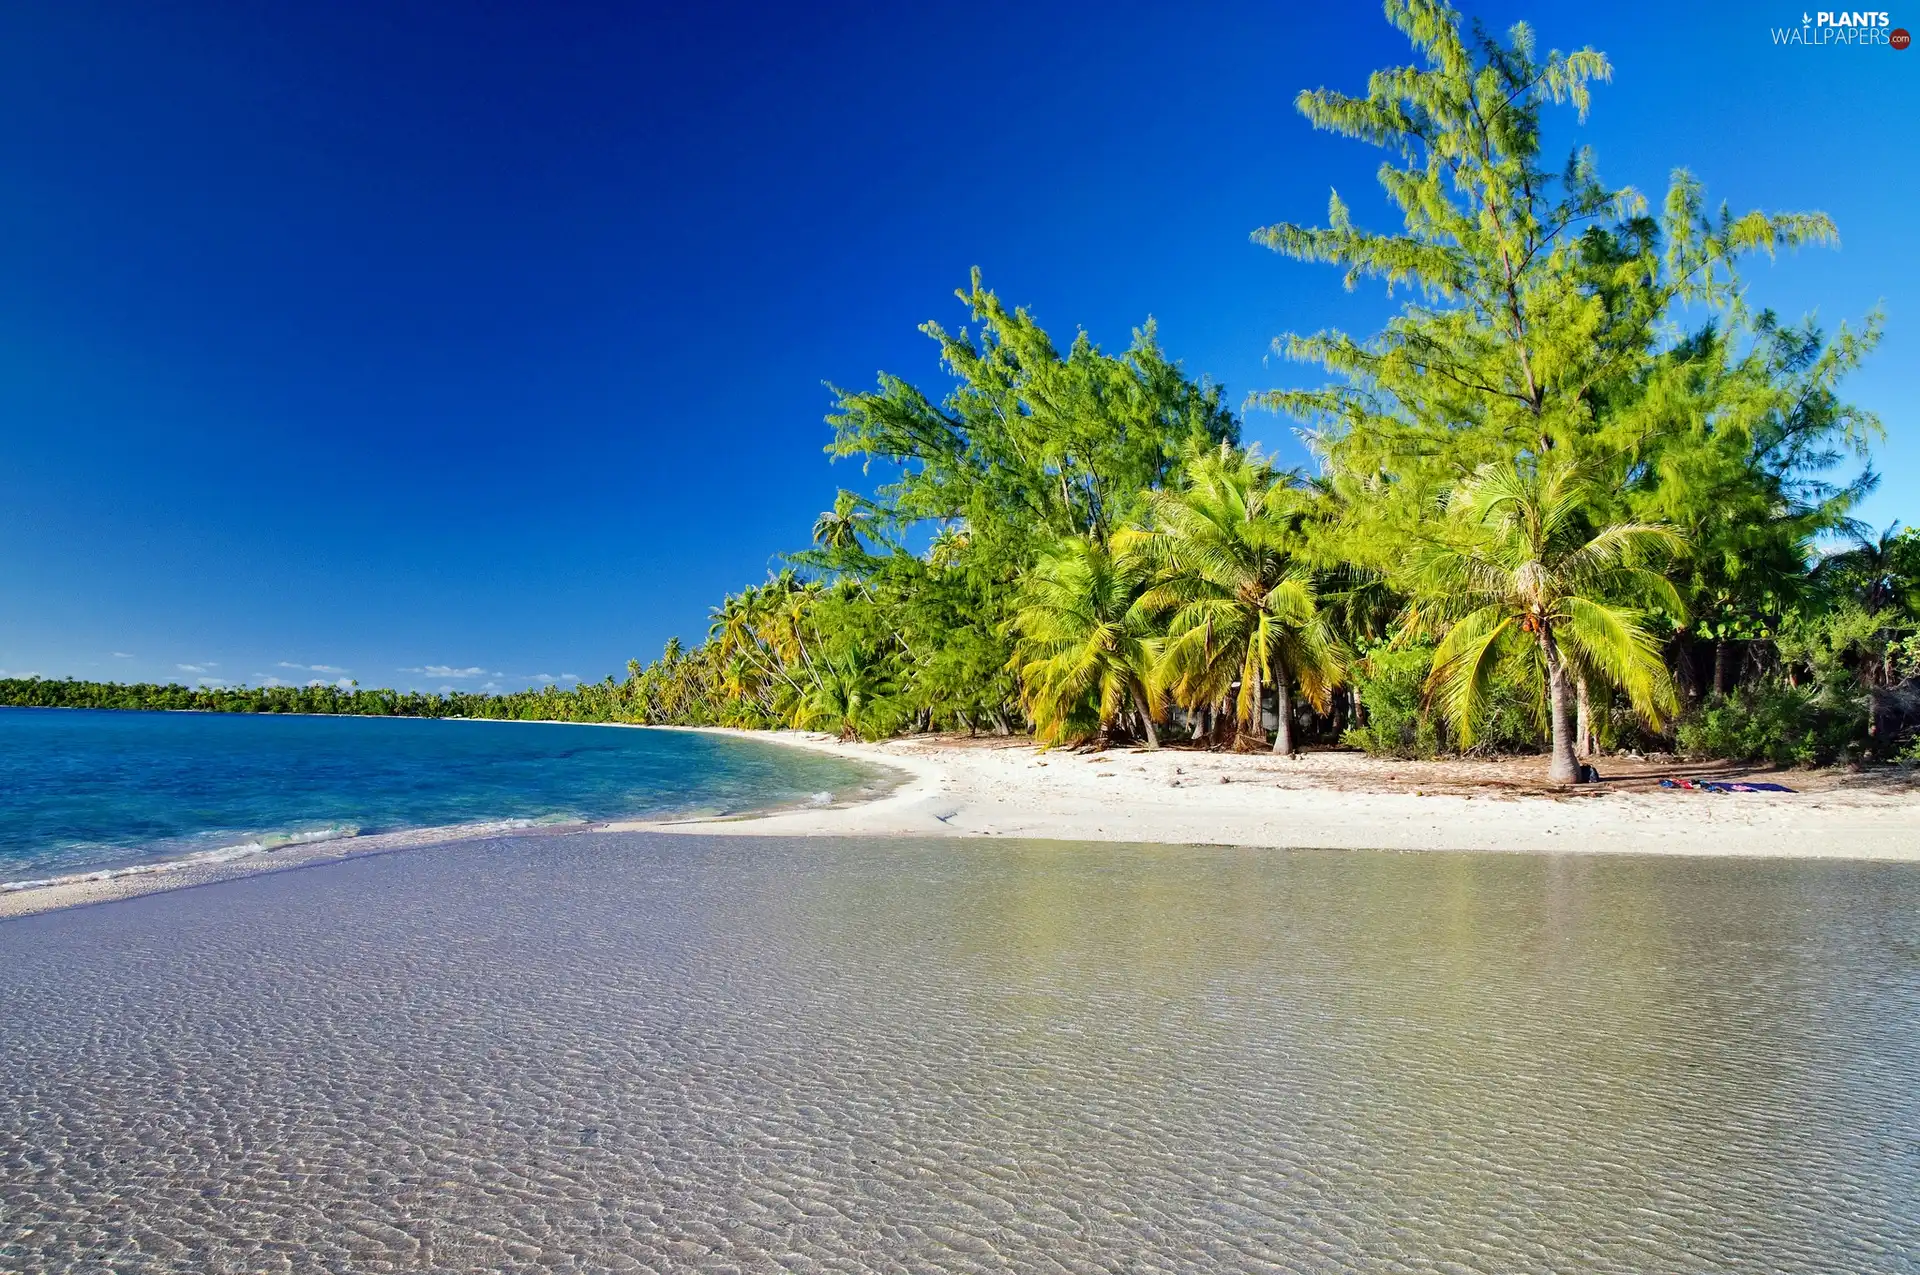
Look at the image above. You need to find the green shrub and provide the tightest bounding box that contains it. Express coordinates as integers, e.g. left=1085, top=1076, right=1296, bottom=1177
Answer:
left=1343, top=644, right=1537, bottom=757
left=1675, top=681, right=1865, bottom=766
left=1342, top=645, right=1437, bottom=757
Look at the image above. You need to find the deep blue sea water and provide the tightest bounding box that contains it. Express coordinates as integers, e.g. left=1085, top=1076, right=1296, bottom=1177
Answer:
left=0, top=708, right=879, bottom=885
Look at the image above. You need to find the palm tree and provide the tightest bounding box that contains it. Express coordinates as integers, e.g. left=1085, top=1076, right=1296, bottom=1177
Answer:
left=707, top=589, right=760, bottom=660
left=717, top=652, right=764, bottom=710
left=1008, top=535, right=1162, bottom=748
left=1414, top=459, right=1686, bottom=783
left=1120, top=444, right=1342, bottom=754
left=928, top=523, right=971, bottom=568
left=764, top=582, right=822, bottom=671
left=812, top=490, right=879, bottom=554
left=791, top=647, right=898, bottom=741
left=1818, top=522, right=1912, bottom=616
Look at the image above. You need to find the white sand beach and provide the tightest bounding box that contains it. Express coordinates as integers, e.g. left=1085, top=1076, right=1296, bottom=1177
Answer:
left=624, top=729, right=1920, bottom=861
left=7, top=728, right=1915, bottom=922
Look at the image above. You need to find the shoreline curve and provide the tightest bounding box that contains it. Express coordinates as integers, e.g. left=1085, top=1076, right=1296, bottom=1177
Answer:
left=626, top=728, right=1920, bottom=863
left=6, top=723, right=1915, bottom=920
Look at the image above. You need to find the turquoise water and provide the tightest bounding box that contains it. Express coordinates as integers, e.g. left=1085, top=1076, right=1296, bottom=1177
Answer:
left=0, top=707, right=877, bottom=885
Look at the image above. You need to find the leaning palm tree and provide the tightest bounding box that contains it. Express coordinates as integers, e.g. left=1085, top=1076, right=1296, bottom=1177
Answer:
left=1008, top=535, right=1163, bottom=748
left=707, top=589, right=760, bottom=660
left=1413, top=459, right=1686, bottom=784
left=1120, top=444, right=1342, bottom=754
left=764, top=582, right=823, bottom=671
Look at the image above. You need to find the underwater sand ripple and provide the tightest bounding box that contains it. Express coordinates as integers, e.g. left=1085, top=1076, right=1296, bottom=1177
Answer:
left=2, top=834, right=1916, bottom=1272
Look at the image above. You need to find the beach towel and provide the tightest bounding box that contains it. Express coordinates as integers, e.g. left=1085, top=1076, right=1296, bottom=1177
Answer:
left=1659, top=778, right=1795, bottom=794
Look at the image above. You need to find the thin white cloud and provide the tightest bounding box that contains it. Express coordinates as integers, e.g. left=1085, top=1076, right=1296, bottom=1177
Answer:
left=196, top=677, right=228, bottom=689
left=279, top=661, right=350, bottom=674
left=112, top=652, right=134, bottom=659
left=402, top=665, right=490, bottom=679
left=177, top=663, right=208, bottom=674
left=0, top=668, right=40, bottom=678
left=560, top=673, right=580, bottom=681
left=481, top=681, right=502, bottom=693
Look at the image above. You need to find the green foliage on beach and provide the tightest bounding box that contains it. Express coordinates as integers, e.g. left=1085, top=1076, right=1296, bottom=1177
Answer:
left=6, top=0, right=1915, bottom=780
left=616, top=0, right=1914, bottom=777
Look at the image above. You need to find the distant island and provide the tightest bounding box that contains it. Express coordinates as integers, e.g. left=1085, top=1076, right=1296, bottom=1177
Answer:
left=0, top=675, right=638, bottom=724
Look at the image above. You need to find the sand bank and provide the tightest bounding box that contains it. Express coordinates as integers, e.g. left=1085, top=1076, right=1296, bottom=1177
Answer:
left=624, top=729, right=1920, bottom=861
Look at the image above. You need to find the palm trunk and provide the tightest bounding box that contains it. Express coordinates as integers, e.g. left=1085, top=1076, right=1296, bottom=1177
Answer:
left=1713, top=639, right=1731, bottom=696
left=1575, top=677, right=1594, bottom=757
left=1243, top=664, right=1265, bottom=749
left=1542, top=629, right=1582, bottom=784
left=1131, top=683, right=1160, bottom=750
left=1271, top=675, right=1294, bottom=756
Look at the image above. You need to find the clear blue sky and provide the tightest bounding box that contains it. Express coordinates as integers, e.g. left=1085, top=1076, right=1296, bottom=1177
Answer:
left=2, top=2, right=1914, bottom=692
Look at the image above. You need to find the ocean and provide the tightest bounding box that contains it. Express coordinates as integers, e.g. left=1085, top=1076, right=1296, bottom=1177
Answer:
left=0, top=706, right=877, bottom=889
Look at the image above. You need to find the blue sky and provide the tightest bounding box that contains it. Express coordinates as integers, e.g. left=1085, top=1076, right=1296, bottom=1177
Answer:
left=2, top=1, right=1914, bottom=692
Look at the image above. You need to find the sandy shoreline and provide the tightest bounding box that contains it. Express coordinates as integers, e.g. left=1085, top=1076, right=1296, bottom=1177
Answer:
left=0, top=818, right=605, bottom=921
left=5, top=725, right=1915, bottom=919
left=623, top=728, right=1920, bottom=861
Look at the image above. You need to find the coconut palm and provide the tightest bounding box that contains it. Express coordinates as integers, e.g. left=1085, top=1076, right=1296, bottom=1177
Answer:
left=717, top=652, right=765, bottom=711
left=790, top=646, right=898, bottom=741
left=1414, top=459, right=1686, bottom=783
left=1008, top=535, right=1163, bottom=748
left=1120, top=444, right=1342, bottom=754
left=707, top=589, right=760, bottom=660
left=765, top=583, right=822, bottom=670
left=1817, top=522, right=1914, bottom=616
left=928, top=523, right=971, bottom=568
left=811, top=490, right=879, bottom=554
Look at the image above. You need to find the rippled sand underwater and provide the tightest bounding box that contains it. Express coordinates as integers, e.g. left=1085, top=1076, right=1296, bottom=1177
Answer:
left=3, top=835, right=1917, bottom=1273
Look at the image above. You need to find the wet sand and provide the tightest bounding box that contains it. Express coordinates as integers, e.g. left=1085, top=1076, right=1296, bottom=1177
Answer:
left=4, top=830, right=1917, bottom=1272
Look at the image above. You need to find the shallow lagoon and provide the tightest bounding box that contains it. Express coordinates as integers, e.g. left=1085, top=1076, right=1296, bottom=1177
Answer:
left=0, top=709, right=877, bottom=884
left=3, top=834, right=1916, bottom=1272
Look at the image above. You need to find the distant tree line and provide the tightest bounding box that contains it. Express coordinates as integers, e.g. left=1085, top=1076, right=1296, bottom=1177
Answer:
left=0, top=677, right=640, bottom=722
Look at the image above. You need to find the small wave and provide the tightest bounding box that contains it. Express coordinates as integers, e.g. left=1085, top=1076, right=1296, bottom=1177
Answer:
left=0, top=814, right=607, bottom=898
left=2, top=823, right=363, bottom=894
